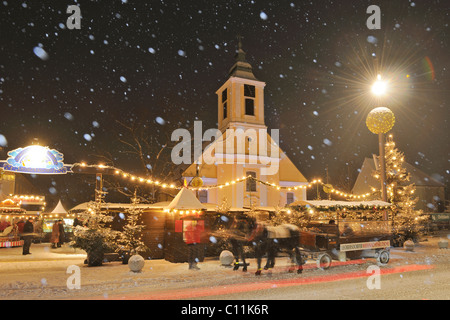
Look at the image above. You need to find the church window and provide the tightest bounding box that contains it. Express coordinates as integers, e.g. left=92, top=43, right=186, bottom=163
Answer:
left=198, top=190, right=208, bottom=203
left=244, top=84, right=255, bottom=97
left=222, top=89, right=228, bottom=120
left=286, top=192, right=294, bottom=205
left=245, top=99, right=254, bottom=116
left=246, top=171, right=257, bottom=192
left=244, top=84, right=255, bottom=116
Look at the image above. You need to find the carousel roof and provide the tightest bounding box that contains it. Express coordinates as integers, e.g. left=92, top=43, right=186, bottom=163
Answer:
left=0, top=207, right=26, bottom=214
left=0, top=199, right=26, bottom=214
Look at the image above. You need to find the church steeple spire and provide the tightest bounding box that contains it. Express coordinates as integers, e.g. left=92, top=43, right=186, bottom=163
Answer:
left=228, top=35, right=258, bottom=81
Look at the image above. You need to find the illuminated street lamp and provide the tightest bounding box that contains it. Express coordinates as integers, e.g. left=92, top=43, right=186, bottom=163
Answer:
left=371, top=74, right=388, bottom=96
left=366, top=75, right=395, bottom=207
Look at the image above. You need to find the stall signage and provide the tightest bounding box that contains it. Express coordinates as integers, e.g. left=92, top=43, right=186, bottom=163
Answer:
left=340, top=240, right=390, bottom=252
left=0, top=145, right=72, bottom=174
left=430, top=213, right=450, bottom=222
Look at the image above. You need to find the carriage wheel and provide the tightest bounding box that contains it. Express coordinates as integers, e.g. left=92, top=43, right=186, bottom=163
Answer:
left=377, top=250, right=390, bottom=265
left=316, top=253, right=332, bottom=270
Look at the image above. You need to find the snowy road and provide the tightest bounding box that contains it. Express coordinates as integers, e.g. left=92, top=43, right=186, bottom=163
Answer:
left=0, top=233, right=448, bottom=300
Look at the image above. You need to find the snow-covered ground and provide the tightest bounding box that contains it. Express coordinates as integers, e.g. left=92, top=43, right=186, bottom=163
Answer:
left=0, top=232, right=448, bottom=300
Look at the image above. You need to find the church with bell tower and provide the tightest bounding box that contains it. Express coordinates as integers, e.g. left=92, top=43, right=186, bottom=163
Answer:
left=183, top=38, right=308, bottom=209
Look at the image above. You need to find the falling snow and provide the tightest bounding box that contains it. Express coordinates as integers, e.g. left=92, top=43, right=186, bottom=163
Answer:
left=0, top=0, right=446, bottom=207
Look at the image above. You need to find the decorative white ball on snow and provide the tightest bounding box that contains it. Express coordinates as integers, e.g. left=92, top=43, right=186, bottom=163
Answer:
left=438, top=239, right=448, bottom=249
left=128, top=254, right=145, bottom=272
left=404, top=240, right=414, bottom=252
left=219, top=250, right=234, bottom=266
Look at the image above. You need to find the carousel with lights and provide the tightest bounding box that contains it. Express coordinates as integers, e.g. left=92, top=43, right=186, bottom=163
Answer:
left=0, top=198, right=26, bottom=247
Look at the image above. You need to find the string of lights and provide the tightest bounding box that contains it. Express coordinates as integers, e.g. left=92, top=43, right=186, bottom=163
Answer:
left=73, top=163, right=378, bottom=200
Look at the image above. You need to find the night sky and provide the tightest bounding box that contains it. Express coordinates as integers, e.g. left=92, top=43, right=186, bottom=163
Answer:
left=0, top=0, right=448, bottom=209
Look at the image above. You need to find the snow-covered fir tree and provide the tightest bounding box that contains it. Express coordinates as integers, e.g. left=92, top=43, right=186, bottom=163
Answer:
left=119, top=193, right=148, bottom=254
left=216, top=197, right=231, bottom=214
left=393, top=183, right=424, bottom=243
left=374, top=134, right=410, bottom=203
left=71, top=190, right=120, bottom=264
left=373, top=135, right=424, bottom=244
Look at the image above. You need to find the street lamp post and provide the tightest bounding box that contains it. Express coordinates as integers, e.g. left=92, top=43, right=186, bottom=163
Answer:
left=366, top=76, right=395, bottom=219
left=366, top=107, right=395, bottom=202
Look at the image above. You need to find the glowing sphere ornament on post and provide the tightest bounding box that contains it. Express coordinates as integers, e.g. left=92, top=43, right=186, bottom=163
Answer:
left=366, top=107, right=396, bottom=134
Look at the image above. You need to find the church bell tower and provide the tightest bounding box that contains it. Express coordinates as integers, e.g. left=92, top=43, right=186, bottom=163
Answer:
left=216, top=37, right=267, bottom=133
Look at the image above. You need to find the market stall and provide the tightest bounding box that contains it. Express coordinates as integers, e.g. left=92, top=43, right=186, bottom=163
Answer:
left=164, top=187, right=207, bottom=263
left=40, top=200, right=74, bottom=243
left=0, top=199, right=27, bottom=248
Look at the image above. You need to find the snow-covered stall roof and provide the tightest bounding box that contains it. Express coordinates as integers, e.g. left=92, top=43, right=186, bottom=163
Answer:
left=166, top=188, right=206, bottom=210
left=51, top=200, right=68, bottom=214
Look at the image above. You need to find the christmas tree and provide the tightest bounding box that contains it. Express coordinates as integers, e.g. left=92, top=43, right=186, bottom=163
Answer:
left=373, top=135, right=424, bottom=245
left=216, top=197, right=231, bottom=215
left=374, top=134, right=410, bottom=203
left=71, top=190, right=120, bottom=266
left=393, top=183, right=424, bottom=244
left=119, top=192, right=148, bottom=255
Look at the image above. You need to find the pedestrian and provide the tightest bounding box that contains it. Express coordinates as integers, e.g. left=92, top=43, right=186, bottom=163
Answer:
left=17, top=219, right=25, bottom=234
left=58, top=220, right=65, bottom=247
left=184, top=220, right=204, bottom=270
left=51, top=220, right=60, bottom=249
left=73, top=215, right=82, bottom=228
left=22, top=217, right=34, bottom=255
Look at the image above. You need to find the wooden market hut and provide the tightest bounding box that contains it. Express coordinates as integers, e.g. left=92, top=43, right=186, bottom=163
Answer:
left=163, top=187, right=207, bottom=263
left=69, top=201, right=169, bottom=260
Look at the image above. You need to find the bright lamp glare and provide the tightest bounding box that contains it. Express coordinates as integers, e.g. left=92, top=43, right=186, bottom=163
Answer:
left=371, top=77, right=387, bottom=96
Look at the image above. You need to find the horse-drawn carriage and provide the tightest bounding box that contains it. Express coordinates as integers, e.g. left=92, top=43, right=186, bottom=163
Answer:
left=224, top=200, right=393, bottom=275
left=298, top=220, right=392, bottom=270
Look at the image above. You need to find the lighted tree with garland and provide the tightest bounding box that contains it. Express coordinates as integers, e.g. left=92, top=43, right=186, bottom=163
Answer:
left=205, top=197, right=233, bottom=256
left=374, top=134, right=410, bottom=202
left=373, top=135, right=424, bottom=245
left=216, top=197, right=231, bottom=215
left=71, top=191, right=120, bottom=266
left=119, top=193, right=148, bottom=256
left=393, top=184, right=424, bottom=244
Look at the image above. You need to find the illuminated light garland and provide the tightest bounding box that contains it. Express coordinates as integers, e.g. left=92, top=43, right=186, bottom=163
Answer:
left=163, top=208, right=203, bottom=217
left=10, top=195, right=45, bottom=202
left=72, top=163, right=380, bottom=200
